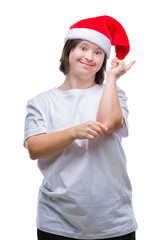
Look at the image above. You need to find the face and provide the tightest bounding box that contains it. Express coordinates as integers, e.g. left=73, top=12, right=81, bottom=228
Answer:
left=68, top=40, right=105, bottom=79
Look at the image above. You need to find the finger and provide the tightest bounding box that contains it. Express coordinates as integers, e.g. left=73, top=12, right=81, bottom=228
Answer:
left=115, top=59, right=124, bottom=69
left=93, top=126, right=104, bottom=138
left=88, top=129, right=99, bottom=138
left=87, top=134, right=95, bottom=140
left=111, top=64, right=117, bottom=69
left=111, top=58, right=119, bottom=69
left=88, top=123, right=104, bottom=138
left=95, top=121, right=108, bottom=132
left=122, top=60, right=127, bottom=72
left=111, top=57, right=118, bottom=65
left=127, top=60, right=136, bottom=71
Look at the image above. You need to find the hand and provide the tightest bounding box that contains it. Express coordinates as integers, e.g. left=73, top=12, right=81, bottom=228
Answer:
left=107, top=57, right=136, bottom=80
left=72, top=121, right=108, bottom=140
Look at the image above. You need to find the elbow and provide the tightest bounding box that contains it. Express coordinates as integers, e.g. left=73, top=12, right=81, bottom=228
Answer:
left=28, top=147, right=38, bottom=160
left=96, top=109, right=124, bottom=134
left=26, top=138, right=39, bottom=160
left=30, top=153, right=38, bottom=160
left=107, top=121, right=122, bottom=133
left=100, top=118, right=123, bottom=134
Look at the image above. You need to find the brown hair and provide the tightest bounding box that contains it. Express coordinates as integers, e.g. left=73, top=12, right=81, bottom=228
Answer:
left=59, top=40, right=107, bottom=85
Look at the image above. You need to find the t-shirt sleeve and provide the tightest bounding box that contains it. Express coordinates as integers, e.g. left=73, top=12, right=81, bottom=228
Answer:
left=23, top=98, right=47, bottom=148
left=115, top=86, right=129, bottom=138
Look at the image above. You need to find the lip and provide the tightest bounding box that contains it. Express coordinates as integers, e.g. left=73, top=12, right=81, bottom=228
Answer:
left=80, top=61, right=93, bottom=67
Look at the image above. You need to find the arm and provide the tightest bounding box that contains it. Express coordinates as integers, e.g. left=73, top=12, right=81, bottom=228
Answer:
left=96, top=58, right=135, bottom=133
left=27, top=128, right=76, bottom=160
left=27, top=121, right=107, bottom=160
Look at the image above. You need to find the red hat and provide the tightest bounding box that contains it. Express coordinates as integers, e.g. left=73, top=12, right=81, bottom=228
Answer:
left=64, top=15, right=130, bottom=60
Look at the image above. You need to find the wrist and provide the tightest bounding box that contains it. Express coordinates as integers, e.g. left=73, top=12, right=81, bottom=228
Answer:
left=106, top=73, right=118, bottom=83
left=71, top=126, right=77, bottom=140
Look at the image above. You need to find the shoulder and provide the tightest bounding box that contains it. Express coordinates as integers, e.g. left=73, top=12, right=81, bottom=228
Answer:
left=26, top=88, right=56, bottom=111
left=35, top=88, right=55, bottom=101
left=29, top=88, right=57, bottom=103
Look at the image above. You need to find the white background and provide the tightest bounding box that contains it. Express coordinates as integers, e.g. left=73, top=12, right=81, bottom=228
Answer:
left=0, top=0, right=161, bottom=239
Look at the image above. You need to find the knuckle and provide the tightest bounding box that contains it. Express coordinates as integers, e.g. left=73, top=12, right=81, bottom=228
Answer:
left=87, top=121, right=93, bottom=128
left=85, top=133, right=89, bottom=138
left=87, top=134, right=93, bottom=140
left=87, top=120, right=93, bottom=125
left=93, top=131, right=97, bottom=137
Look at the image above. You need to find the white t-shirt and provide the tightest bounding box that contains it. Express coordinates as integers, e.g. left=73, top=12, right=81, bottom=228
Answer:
left=24, top=84, right=137, bottom=239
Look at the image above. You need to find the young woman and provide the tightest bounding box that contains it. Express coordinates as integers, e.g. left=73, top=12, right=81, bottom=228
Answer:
left=24, top=15, right=137, bottom=240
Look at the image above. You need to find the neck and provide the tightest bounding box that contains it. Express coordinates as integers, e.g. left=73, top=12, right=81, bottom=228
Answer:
left=59, top=73, right=96, bottom=91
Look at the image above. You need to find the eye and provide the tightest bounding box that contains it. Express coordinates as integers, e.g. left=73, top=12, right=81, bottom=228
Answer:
left=81, top=45, right=87, bottom=51
left=95, top=51, right=101, bottom=55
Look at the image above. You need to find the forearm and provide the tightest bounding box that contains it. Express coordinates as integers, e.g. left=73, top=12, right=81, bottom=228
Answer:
left=96, top=75, right=123, bottom=133
left=27, top=120, right=107, bottom=160
left=27, top=127, right=76, bottom=160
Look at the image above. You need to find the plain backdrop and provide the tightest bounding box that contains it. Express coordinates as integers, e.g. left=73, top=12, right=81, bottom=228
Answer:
left=0, top=0, right=161, bottom=239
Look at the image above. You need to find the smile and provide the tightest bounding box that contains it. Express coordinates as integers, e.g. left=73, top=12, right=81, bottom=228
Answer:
left=80, top=61, right=93, bottom=67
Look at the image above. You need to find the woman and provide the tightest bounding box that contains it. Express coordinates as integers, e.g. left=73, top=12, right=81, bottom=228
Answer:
left=24, top=15, right=137, bottom=240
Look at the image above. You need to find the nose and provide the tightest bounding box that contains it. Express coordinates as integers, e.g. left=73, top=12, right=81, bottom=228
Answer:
left=84, top=50, right=93, bottom=61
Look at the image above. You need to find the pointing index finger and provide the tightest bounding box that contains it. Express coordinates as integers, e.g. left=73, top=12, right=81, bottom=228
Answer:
left=127, top=60, right=136, bottom=71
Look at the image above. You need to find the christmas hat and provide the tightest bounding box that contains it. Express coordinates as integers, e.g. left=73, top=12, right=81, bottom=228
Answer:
left=64, top=15, right=130, bottom=60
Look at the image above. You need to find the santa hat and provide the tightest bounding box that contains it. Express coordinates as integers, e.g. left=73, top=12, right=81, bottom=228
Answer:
left=64, top=15, right=130, bottom=60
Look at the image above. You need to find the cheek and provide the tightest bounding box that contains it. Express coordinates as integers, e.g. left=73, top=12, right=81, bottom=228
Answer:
left=96, top=58, right=105, bottom=71
left=70, top=49, right=82, bottom=60
left=68, top=52, right=81, bottom=72
left=69, top=52, right=80, bottom=67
